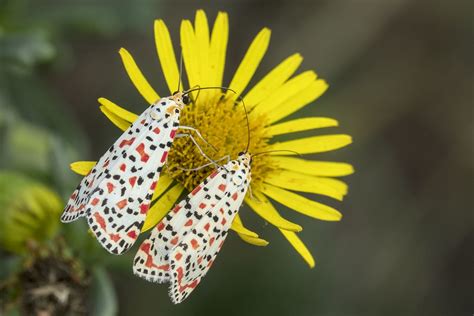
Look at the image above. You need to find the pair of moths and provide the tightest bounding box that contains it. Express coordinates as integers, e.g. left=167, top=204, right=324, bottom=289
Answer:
left=62, top=90, right=255, bottom=303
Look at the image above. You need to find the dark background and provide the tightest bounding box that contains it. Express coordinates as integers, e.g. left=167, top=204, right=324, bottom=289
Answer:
left=1, top=0, right=472, bottom=315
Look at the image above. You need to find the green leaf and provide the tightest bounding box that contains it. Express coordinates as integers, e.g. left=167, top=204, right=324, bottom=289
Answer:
left=0, top=30, right=55, bottom=71
left=89, top=267, right=118, bottom=316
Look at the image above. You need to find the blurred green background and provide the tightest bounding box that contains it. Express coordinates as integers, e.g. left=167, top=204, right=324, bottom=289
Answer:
left=0, top=0, right=472, bottom=315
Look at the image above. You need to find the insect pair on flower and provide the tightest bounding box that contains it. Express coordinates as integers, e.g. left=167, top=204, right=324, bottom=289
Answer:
left=61, top=85, right=262, bottom=303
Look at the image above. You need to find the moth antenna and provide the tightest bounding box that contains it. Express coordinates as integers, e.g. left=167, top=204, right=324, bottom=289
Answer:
left=235, top=95, right=250, bottom=153
left=177, top=47, right=183, bottom=93
left=251, top=150, right=301, bottom=157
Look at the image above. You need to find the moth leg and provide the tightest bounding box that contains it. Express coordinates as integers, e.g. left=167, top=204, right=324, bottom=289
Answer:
left=178, top=155, right=230, bottom=171
left=178, top=125, right=217, bottom=152
left=247, top=185, right=261, bottom=202
left=175, top=133, right=219, bottom=168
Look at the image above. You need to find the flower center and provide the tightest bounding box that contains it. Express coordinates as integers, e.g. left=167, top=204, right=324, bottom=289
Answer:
left=165, top=94, right=276, bottom=192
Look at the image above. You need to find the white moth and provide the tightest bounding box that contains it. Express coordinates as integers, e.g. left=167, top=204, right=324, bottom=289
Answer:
left=133, top=152, right=252, bottom=303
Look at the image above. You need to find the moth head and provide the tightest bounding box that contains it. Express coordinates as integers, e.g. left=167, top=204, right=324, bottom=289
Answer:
left=237, top=151, right=252, bottom=166
left=172, top=91, right=191, bottom=109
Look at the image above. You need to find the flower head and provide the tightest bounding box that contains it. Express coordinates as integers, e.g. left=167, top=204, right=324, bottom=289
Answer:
left=72, top=10, right=353, bottom=267
left=0, top=172, right=63, bottom=254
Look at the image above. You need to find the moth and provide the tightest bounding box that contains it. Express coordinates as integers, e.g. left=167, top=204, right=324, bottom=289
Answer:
left=133, top=151, right=252, bottom=303
left=61, top=90, right=216, bottom=255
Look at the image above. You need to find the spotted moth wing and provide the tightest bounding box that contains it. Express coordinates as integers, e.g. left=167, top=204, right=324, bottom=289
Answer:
left=168, top=164, right=249, bottom=303
left=86, top=116, right=178, bottom=254
left=133, top=169, right=230, bottom=282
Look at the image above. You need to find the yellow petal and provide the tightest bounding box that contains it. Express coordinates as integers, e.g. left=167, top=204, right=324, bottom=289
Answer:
left=98, top=98, right=138, bottom=124
left=245, top=192, right=302, bottom=232
left=280, top=229, right=315, bottom=268
left=271, top=156, right=354, bottom=177
left=231, top=214, right=259, bottom=238
left=180, top=20, right=200, bottom=90
left=209, top=12, right=228, bottom=88
left=119, top=48, right=160, bottom=105
left=267, top=79, right=328, bottom=123
left=194, top=10, right=211, bottom=101
left=151, top=174, right=174, bottom=202
left=227, top=28, right=271, bottom=100
left=271, top=134, right=352, bottom=155
left=237, top=233, right=269, bottom=247
left=100, top=106, right=130, bottom=131
left=154, top=19, right=180, bottom=94
left=142, top=183, right=184, bottom=232
left=244, top=53, right=302, bottom=107
left=252, top=71, right=316, bottom=116
left=70, top=161, right=96, bottom=176
left=262, top=184, right=342, bottom=221
left=264, top=170, right=348, bottom=201
left=267, top=117, right=338, bottom=136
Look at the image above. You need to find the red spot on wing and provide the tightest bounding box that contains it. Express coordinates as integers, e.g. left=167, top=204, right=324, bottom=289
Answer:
left=209, top=237, right=215, bottom=246
left=218, top=184, right=226, bottom=192
left=173, top=205, right=182, bottom=213
left=127, top=230, right=137, bottom=239
left=120, top=163, right=126, bottom=172
left=110, top=234, right=120, bottom=242
left=185, top=219, right=193, bottom=226
left=116, top=199, right=128, bottom=209
left=158, top=264, right=170, bottom=271
left=204, top=223, right=210, bottom=231
left=170, top=236, right=179, bottom=245
left=157, top=222, right=165, bottom=231
left=136, top=143, right=150, bottom=162
left=197, top=256, right=203, bottom=265
left=153, top=127, right=160, bottom=134
left=190, top=239, right=199, bottom=250
left=129, top=176, right=137, bottom=187
left=140, top=204, right=149, bottom=214
left=191, top=186, right=202, bottom=196
left=175, top=252, right=183, bottom=261
left=160, top=151, right=169, bottom=163
left=221, top=218, right=227, bottom=225
left=232, top=192, right=239, bottom=201
left=150, top=181, right=157, bottom=190
left=93, top=212, right=106, bottom=230
left=170, top=129, right=177, bottom=139
left=119, top=137, right=135, bottom=148
left=106, top=182, right=115, bottom=193
left=210, top=171, right=218, bottom=178
left=103, top=160, right=110, bottom=168
left=91, top=198, right=100, bottom=206
left=140, top=119, right=146, bottom=125
left=199, top=203, right=206, bottom=209
left=70, top=192, right=77, bottom=200
left=140, top=242, right=150, bottom=252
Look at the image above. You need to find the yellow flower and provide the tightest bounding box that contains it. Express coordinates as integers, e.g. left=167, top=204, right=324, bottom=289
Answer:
left=72, top=10, right=353, bottom=267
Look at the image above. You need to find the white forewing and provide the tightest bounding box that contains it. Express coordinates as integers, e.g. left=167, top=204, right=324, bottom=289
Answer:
left=133, top=168, right=229, bottom=282
left=168, top=162, right=249, bottom=303
left=61, top=97, right=180, bottom=255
